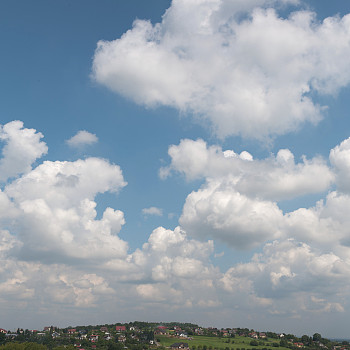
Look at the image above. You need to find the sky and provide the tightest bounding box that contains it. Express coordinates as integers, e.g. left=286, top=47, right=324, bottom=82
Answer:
left=1, top=0, right=350, bottom=338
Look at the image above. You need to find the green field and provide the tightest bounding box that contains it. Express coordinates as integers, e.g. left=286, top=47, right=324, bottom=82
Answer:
left=156, top=335, right=290, bottom=350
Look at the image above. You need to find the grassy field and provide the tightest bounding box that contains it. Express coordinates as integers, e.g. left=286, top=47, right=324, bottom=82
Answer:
left=156, top=335, right=290, bottom=350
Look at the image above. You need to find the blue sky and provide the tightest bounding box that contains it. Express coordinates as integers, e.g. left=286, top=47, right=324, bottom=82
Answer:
left=1, top=0, right=350, bottom=338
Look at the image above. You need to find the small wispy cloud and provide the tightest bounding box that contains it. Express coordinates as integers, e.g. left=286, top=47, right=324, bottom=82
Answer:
left=214, top=252, right=224, bottom=258
left=66, top=130, right=98, bottom=148
left=142, top=206, right=163, bottom=217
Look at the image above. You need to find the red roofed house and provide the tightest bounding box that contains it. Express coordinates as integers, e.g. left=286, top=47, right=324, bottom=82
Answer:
left=0, top=329, right=7, bottom=334
left=90, top=335, right=99, bottom=342
left=115, top=326, right=126, bottom=332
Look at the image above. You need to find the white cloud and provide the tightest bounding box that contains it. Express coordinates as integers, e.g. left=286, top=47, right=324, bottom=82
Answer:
left=0, top=121, right=48, bottom=182
left=220, top=239, right=350, bottom=313
left=123, top=226, right=216, bottom=285
left=330, top=137, right=350, bottom=194
left=66, top=130, right=98, bottom=148
left=159, top=138, right=350, bottom=251
left=4, top=158, right=128, bottom=263
left=142, top=206, right=163, bottom=216
left=3, top=121, right=350, bottom=330
left=161, top=138, right=333, bottom=201
left=92, top=0, right=350, bottom=139
left=180, top=178, right=284, bottom=249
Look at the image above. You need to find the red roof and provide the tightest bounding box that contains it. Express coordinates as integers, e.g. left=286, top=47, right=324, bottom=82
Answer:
left=116, top=326, right=126, bottom=331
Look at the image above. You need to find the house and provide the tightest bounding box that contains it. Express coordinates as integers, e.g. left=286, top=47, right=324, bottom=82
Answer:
left=118, top=335, right=126, bottom=343
left=221, top=330, right=229, bottom=337
left=116, top=326, right=126, bottom=332
left=0, top=329, right=7, bottom=334
left=176, top=332, right=188, bottom=338
left=79, top=330, right=87, bottom=340
left=5, top=334, right=18, bottom=340
left=90, top=335, right=99, bottom=342
left=100, top=327, right=108, bottom=332
left=171, top=343, right=189, bottom=350
left=68, top=329, right=77, bottom=335
left=155, top=326, right=167, bottom=335
left=194, top=328, right=203, bottom=335
left=44, top=326, right=57, bottom=332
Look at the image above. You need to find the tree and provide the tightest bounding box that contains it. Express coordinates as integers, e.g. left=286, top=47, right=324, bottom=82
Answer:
left=280, top=339, right=288, bottom=347
left=301, top=335, right=310, bottom=345
left=0, top=333, right=6, bottom=345
left=313, top=333, right=322, bottom=342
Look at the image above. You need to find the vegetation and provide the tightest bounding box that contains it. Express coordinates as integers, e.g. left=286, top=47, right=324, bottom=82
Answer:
left=0, top=322, right=347, bottom=350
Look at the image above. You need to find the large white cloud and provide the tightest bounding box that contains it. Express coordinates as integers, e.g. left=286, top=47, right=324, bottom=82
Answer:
left=161, top=138, right=333, bottom=200
left=180, top=178, right=284, bottom=249
left=4, top=158, right=128, bottom=263
left=0, top=121, right=48, bottom=182
left=129, top=226, right=215, bottom=282
left=92, top=0, right=350, bottom=139
left=3, top=121, right=350, bottom=331
left=220, top=239, right=350, bottom=314
left=158, top=137, right=350, bottom=252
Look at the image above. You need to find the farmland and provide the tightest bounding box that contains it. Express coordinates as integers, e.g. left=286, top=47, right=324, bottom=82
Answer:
left=156, top=335, right=290, bottom=350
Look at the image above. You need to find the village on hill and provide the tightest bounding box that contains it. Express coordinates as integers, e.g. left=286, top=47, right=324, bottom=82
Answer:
left=0, top=322, right=349, bottom=350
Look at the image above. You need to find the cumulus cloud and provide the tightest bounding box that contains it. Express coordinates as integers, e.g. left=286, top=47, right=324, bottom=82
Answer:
left=220, top=239, right=350, bottom=314
left=3, top=120, right=350, bottom=328
left=92, top=0, right=350, bottom=139
left=180, top=178, right=284, bottom=249
left=330, top=137, right=350, bottom=193
left=161, top=138, right=333, bottom=201
left=158, top=137, right=350, bottom=252
left=0, top=121, right=222, bottom=322
left=142, top=206, right=163, bottom=217
left=66, top=130, right=98, bottom=148
left=0, top=121, right=48, bottom=182
left=4, top=158, right=128, bottom=263
left=124, top=226, right=219, bottom=307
